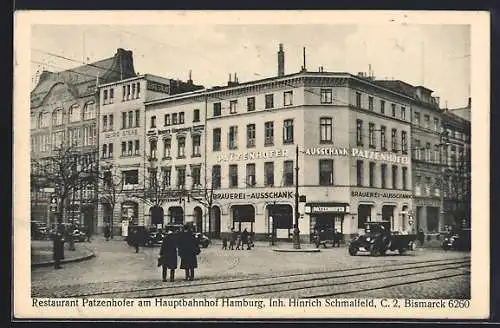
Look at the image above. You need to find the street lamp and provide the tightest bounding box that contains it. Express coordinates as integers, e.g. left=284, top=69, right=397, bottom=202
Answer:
left=181, top=173, right=192, bottom=225
left=293, top=144, right=301, bottom=249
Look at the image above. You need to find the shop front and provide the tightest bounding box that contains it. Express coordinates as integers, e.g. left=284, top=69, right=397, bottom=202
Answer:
left=231, top=204, right=255, bottom=233
left=305, top=203, right=350, bottom=242
left=266, top=204, right=293, bottom=240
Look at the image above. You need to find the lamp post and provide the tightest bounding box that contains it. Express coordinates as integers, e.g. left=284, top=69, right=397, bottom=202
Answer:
left=293, top=144, right=301, bottom=249
left=439, top=131, right=448, bottom=232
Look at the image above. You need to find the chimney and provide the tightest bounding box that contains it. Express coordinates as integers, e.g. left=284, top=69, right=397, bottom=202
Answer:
left=302, top=47, right=307, bottom=72
left=468, top=97, right=471, bottom=108
left=188, top=69, right=193, bottom=84
left=278, top=43, right=285, bottom=77
left=234, top=72, right=238, bottom=83
left=228, top=73, right=232, bottom=86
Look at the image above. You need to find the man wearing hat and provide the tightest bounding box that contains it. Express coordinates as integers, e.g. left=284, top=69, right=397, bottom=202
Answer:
left=159, top=229, right=178, bottom=282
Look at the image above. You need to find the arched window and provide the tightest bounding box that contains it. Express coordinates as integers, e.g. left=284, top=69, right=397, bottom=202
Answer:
left=69, top=104, right=81, bottom=122
left=83, top=101, right=96, bottom=120
left=38, top=111, right=49, bottom=128
left=51, top=108, right=64, bottom=126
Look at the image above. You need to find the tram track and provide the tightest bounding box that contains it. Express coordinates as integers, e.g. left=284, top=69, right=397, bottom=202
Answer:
left=63, top=257, right=470, bottom=299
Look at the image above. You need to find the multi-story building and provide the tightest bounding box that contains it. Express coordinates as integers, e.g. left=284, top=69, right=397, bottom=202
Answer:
left=97, top=74, right=203, bottom=235
left=30, top=48, right=136, bottom=234
left=144, top=46, right=414, bottom=242
left=375, top=80, right=444, bottom=234
left=441, top=106, right=471, bottom=228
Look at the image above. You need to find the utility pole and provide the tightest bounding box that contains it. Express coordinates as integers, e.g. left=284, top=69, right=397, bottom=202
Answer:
left=293, top=144, right=301, bottom=249
left=439, top=131, right=447, bottom=232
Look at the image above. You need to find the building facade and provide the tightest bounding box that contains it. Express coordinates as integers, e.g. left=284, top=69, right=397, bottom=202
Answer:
left=145, top=71, right=414, bottom=242
left=30, top=48, right=136, bottom=233
left=97, top=74, right=204, bottom=235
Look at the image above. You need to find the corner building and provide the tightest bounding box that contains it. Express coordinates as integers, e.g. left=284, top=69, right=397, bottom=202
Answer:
left=146, top=71, right=414, bottom=242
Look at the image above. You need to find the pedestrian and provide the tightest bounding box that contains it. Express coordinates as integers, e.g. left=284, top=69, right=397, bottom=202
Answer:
left=229, top=228, right=237, bottom=250
left=66, top=224, right=76, bottom=251
left=159, top=230, right=177, bottom=282
left=132, top=228, right=140, bottom=253
left=104, top=224, right=110, bottom=241
left=53, top=221, right=65, bottom=269
left=417, top=229, right=425, bottom=246
left=222, top=236, right=228, bottom=250
left=241, top=228, right=251, bottom=250
left=177, top=224, right=200, bottom=281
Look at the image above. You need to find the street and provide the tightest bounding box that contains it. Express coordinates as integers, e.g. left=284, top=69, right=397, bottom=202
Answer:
left=31, top=237, right=470, bottom=299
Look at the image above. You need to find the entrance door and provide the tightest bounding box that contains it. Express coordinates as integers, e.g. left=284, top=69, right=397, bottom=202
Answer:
left=210, top=206, right=221, bottom=238
left=194, top=207, right=203, bottom=233
left=232, top=205, right=255, bottom=233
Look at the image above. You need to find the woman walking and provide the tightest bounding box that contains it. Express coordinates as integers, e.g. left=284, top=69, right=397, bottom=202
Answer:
left=159, top=230, right=177, bottom=282
left=177, top=224, right=199, bottom=281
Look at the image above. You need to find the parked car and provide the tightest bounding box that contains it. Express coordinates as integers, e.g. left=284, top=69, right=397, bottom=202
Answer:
left=71, top=226, right=88, bottom=242
left=31, top=221, right=49, bottom=240
left=442, top=228, right=471, bottom=251
left=195, top=232, right=211, bottom=248
left=127, top=225, right=164, bottom=247
left=348, top=222, right=417, bottom=256
left=312, top=229, right=344, bottom=248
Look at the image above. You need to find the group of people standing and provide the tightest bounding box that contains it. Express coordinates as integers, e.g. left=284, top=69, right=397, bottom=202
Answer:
left=222, top=228, right=254, bottom=250
left=158, top=224, right=200, bottom=282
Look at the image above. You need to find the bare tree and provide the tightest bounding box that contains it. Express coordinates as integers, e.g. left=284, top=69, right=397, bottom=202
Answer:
left=444, top=146, right=471, bottom=227
left=98, top=162, right=125, bottom=236
left=190, top=166, right=222, bottom=236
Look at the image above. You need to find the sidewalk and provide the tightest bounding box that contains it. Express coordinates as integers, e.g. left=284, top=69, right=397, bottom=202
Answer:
left=31, top=240, right=96, bottom=268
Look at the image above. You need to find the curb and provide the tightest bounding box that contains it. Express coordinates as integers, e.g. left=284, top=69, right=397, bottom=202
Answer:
left=31, top=248, right=96, bottom=268
left=272, top=248, right=321, bottom=253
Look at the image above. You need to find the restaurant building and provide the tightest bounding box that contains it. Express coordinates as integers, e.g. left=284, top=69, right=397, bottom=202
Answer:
left=145, top=45, right=414, bottom=242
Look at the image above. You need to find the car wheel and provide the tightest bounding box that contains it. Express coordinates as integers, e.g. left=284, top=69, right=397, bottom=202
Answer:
left=348, top=246, right=358, bottom=256
left=398, top=248, right=406, bottom=255
left=370, top=245, right=380, bottom=257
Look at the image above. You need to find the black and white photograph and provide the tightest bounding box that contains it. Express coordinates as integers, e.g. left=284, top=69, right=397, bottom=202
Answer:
left=13, top=10, right=489, bottom=319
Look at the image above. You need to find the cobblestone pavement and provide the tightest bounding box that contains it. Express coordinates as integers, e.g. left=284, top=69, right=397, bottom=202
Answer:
left=31, top=237, right=470, bottom=299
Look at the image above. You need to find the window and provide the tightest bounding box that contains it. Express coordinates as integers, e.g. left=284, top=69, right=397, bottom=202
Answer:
left=425, top=177, right=432, bottom=196
left=121, top=141, right=126, bottom=156
left=246, top=163, right=256, bottom=186
left=229, top=164, right=238, bottom=187
left=414, top=139, right=421, bottom=160
left=82, top=124, right=96, bottom=146
left=320, top=117, right=333, bottom=143
left=283, top=119, right=294, bottom=144
left=320, top=89, right=332, bottom=104
left=128, top=141, right=133, bottom=156
left=123, top=169, right=138, bottom=185
left=163, top=138, right=171, bottom=158
left=402, top=167, right=408, bottom=190
left=69, top=105, right=80, bottom=122
left=83, top=102, right=96, bottom=120
left=247, top=124, right=256, bottom=148
left=392, top=165, right=398, bottom=189
left=149, top=139, right=157, bottom=159
left=356, top=119, right=363, bottom=146
left=109, top=114, right=114, bottom=130
left=128, top=111, right=133, bottom=128
left=213, top=128, right=221, bottom=151
left=122, top=86, right=126, bottom=101
left=356, top=160, right=364, bottom=186
left=68, top=127, right=81, bottom=146
left=433, top=117, right=439, bottom=131
left=177, top=137, right=186, bottom=158
left=414, top=112, right=421, bottom=125
left=284, top=91, right=293, bottom=106
left=380, top=126, right=386, bottom=150
left=381, top=164, right=387, bottom=189
left=126, top=85, right=131, bottom=100
left=213, top=103, right=221, bottom=117
left=102, top=144, right=107, bottom=158
left=193, top=109, right=200, bottom=122
left=177, top=167, right=186, bottom=188
left=415, top=175, right=422, bottom=196
left=191, top=166, right=201, bottom=187
left=172, top=113, right=178, bottom=125
left=162, top=167, right=171, bottom=187
left=264, top=121, right=274, bottom=146
left=355, top=92, right=361, bottom=108
left=369, top=162, right=375, bottom=187
left=319, top=159, right=334, bottom=186
left=164, top=114, right=171, bottom=126
left=391, top=104, right=396, bottom=117
left=135, top=140, right=140, bottom=155
left=102, top=116, right=108, bottom=131
left=135, top=110, right=140, bottom=127
left=401, top=106, right=406, bottom=120
left=247, top=97, right=255, bottom=111
left=212, top=165, right=221, bottom=189
left=192, top=134, right=201, bottom=157
left=109, top=88, right=114, bottom=103
left=424, top=115, right=430, bottom=128
left=179, top=112, right=185, bottom=124
left=52, top=109, right=64, bottom=126
left=434, top=145, right=440, bottom=163
left=103, top=90, right=108, bottom=104
left=265, top=94, right=274, bottom=109
left=150, top=116, right=157, bottom=128
left=368, top=123, right=375, bottom=148
left=283, top=160, right=294, bottom=186
left=401, top=131, right=408, bottom=154
left=228, top=126, right=238, bottom=150
left=132, top=84, right=136, bottom=99
left=425, top=142, right=431, bottom=162
left=264, top=162, right=274, bottom=186
left=391, top=129, right=397, bottom=152
left=230, top=100, right=238, bottom=114
left=136, top=82, right=141, bottom=98
left=368, top=96, right=374, bottom=110
left=380, top=100, right=385, bottom=114
left=122, top=112, right=127, bottom=129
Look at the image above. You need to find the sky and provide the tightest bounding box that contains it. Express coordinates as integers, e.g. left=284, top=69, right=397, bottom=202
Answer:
left=30, top=22, right=470, bottom=108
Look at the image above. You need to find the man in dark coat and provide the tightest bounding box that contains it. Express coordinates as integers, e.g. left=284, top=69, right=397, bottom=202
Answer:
left=159, top=230, right=178, bottom=282
left=177, top=224, right=199, bottom=281
left=52, top=221, right=65, bottom=269
left=241, top=228, right=251, bottom=250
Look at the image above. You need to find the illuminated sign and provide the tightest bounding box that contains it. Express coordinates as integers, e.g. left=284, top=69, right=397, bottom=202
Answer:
left=104, top=129, right=138, bottom=139
left=217, top=149, right=289, bottom=163
left=213, top=191, right=294, bottom=200
left=303, top=147, right=409, bottom=165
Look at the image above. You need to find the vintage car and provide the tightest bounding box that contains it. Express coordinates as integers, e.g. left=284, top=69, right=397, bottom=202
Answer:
left=348, top=222, right=417, bottom=256
left=71, top=226, right=89, bottom=242
left=31, top=221, right=49, bottom=240
left=442, top=228, right=471, bottom=251
left=127, top=225, right=164, bottom=247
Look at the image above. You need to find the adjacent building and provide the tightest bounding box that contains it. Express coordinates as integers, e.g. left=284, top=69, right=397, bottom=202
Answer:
left=30, top=48, right=136, bottom=234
